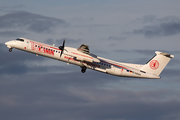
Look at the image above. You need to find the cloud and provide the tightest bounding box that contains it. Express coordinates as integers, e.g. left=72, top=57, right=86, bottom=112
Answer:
left=45, top=38, right=82, bottom=46
left=0, top=11, right=67, bottom=34
left=133, top=16, right=180, bottom=38
left=0, top=72, right=180, bottom=120
left=0, top=4, right=24, bottom=12
left=0, top=43, right=45, bottom=63
left=0, top=63, right=76, bottom=75
left=134, top=49, right=158, bottom=55
left=0, top=43, right=48, bottom=75
left=108, top=36, right=126, bottom=41
left=0, top=31, right=26, bottom=37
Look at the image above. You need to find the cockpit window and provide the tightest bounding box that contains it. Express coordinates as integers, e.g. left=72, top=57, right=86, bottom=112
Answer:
left=16, top=38, right=24, bottom=42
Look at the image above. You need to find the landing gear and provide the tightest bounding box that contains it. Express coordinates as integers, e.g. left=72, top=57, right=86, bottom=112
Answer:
left=81, top=66, right=87, bottom=73
left=9, top=48, right=12, bottom=52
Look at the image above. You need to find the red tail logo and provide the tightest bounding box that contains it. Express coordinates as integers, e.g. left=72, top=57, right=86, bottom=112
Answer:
left=149, top=60, right=159, bottom=70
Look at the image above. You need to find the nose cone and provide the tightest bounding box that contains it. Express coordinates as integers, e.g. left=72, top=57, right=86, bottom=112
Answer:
left=5, top=41, right=14, bottom=48
left=5, top=41, right=10, bottom=45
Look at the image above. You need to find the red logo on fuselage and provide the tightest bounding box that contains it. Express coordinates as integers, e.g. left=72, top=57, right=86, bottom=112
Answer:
left=149, top=60, right=159, bottom=70
left=30, top=41, right=54, bottom=55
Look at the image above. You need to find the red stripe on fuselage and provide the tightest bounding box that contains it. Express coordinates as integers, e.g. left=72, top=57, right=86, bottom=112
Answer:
left=71, top=52, right=93, bottom=59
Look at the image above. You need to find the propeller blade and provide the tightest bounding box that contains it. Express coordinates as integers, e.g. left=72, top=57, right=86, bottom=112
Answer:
left=59, top=39, right=65, bottom=57
left=60, top=50, right=63, bottom=57
left=62, top=39, right=65, bottom=48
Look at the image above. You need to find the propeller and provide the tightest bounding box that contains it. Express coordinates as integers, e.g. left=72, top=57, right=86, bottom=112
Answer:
left=59, top=39, right=65, bottom=57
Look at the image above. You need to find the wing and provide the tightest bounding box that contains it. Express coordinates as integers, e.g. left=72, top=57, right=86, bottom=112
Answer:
left=77, top=44, right=90, bottom=54
left=76, top=44, right=100, bottom=63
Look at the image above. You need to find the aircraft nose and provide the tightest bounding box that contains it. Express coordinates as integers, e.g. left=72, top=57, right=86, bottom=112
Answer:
left=5, top=41, right=11, bottom=45
left=5, top=42, right=8, bottom=45
left=5, top=41, right=14, bottom=48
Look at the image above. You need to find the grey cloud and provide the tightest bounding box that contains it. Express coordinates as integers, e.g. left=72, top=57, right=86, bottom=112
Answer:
left=44, top=38, right=55, bottom=45
left=0, top=72, right=180, bottom=120
left=114, top=49, right=173, bottom=55
left=161, top=68, right=180, bottom=79
left=138, top=15, right=180, bottom=24
left=0, top=11, right=67, bottom=33
left=55, top=38, right=82, bottom=45
left=91, top=49, right=108, bottom=55
left=168, top=59, right=180, bottom=66
left=0, top=43, right=48, bottom=75
left=0, top=43, right=45, bottom=64
left=0, top=31, right=26, bottom=37
left=133, top=16, right=180, bottom=38
left=134, top=49, right=177, bottom=56
left=0, top=63, right=76, bottom=75
left=0, top=63, right=29, bottom=75
left=0, top=4, right=24, bottom=12
left=134, top=49, right=158, bottom=55
left=45, top=38, right=82, bottom=46
left=108, top=36, right=126, bottom=41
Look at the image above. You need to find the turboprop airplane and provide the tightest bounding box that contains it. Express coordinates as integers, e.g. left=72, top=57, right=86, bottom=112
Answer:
left=5, top=38, right=174, bottom=79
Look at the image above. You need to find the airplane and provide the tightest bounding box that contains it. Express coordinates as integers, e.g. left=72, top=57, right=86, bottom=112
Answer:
left=5, top=38, right=174, bottom=79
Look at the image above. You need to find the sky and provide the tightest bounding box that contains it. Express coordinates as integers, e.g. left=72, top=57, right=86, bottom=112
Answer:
left=0, top=0, right=180, bottom=120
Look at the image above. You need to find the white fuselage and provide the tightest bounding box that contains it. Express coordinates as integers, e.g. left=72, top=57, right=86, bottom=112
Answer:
left=5, top=38, right=161, bottom=79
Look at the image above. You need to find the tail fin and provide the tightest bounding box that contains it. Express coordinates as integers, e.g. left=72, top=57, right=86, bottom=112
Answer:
left=140, top=51, right=174, bottom=76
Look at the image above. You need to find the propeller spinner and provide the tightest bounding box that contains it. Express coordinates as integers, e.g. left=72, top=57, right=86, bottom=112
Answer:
left=59, top=39, right=65, bottom=57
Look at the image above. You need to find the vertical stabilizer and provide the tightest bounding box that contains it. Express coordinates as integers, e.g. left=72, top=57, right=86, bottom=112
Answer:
left=140, top=51, right=174, bottom=76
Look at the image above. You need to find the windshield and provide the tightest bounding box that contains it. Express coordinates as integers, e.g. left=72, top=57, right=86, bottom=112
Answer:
left=16, top=38, right=24, bottom=42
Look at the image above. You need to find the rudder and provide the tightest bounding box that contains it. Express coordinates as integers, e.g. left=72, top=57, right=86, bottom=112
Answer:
left=140, top=51, right=174, bottom=76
